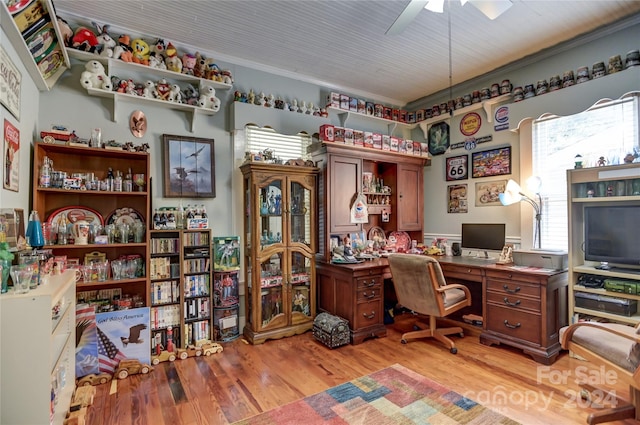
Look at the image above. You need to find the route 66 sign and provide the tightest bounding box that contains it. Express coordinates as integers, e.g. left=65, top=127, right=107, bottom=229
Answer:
left=446, top=154, right=468, bottom=181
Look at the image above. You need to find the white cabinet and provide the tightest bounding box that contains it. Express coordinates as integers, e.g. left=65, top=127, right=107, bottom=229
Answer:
left=567, top=163, right=640, bottom=325
left=66, top=48, right=232, bottom=131
left=1, top=270, right=76, bottom=425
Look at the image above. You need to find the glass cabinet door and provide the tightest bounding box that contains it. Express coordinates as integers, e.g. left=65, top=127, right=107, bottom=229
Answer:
left=290, top=250, right=312, bottom=323
left=289, top=179, right=312, bottom=247
left=259, top=179, right=284, bottom=249
left=259, top=252, right=284, bottom=329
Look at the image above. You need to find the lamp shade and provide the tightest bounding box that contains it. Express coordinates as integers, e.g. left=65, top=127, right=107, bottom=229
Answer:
left=499, top=179, right=523, bottom=206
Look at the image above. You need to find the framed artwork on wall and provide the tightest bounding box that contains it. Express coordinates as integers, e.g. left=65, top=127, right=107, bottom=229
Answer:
left=0, top=46, right=21, bottom=121
left=3, top=119, right=19, bottom=192
left=445, top=154, right=468, bottom=181
left=163, top=134, right=215, bottom=198
left=428, top=121, right=449, bottom=156
left=472, top=146, right=511, bottom=178
left=475, top=180, right=507, bottom=206
left=447, top=184, right=468, bottom=213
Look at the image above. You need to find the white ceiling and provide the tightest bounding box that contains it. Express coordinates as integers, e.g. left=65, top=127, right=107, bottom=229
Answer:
left=52, top=0, right=640, bottom=106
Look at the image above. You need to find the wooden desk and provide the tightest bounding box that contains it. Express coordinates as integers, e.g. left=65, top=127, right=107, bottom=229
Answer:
left=316, top=256, right=568, bottom=364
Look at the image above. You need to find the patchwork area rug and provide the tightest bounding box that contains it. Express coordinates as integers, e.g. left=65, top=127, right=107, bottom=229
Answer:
left=232, top=363, right=520, bottom=424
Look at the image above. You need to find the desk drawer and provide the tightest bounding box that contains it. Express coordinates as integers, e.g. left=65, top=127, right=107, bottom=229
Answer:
left=357, top=287, right=381, bottom=302
left=486, top=291, right=541, bottom=313
left=485, top=269, right=545, bottom=285
left=440, top=263, right=483, bottom=282
left=357, top=276, right=381, bottom=289
left=487, top=279, right=541, bottom=298
left=355, top=299, right=383, bottom=329
left=486, top=304, right=541, bottom=345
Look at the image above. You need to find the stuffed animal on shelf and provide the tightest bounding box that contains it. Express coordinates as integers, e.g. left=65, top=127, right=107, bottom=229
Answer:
left=80, top=60, right=112, bottom=91
left=155, top=78, right=171, bottom=101
left=93, top=22, right=115, bottom=58
left=164, top=43, right=182, bottom=73
left=131, top=38, right=150, bottom=65
left=150, top=38, right=167, bottom=61
left=198, top=86, right=220, bottom=111
left=256, top=92, right=265, bottom=106
left=220, top=70, right=233, bottom=85
left=72, top=26, right=99, bottom=52
left=205, top=60, right=220, bottom=82
left=143, top=80, right=156, bottom=98
left=181, top=53, right=196, bottom=75
left=168, top=84, right=182, bottom=103
left=193, top=52, right=207, bottom=79
left=56, top=16, right=73, bottom=46
left=148, top=53, right=167, bottom=70
left=182, top=84, right=200, bottom=105
left=114, top=34, right=133, bottom=62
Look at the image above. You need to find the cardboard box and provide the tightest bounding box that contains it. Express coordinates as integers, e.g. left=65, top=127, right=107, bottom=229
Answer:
left=363, top=132, right=374, bottom=149
left=390, top=137, right=400, bottom=152
left=372, top=133, right=382, bottom=149
left=319, top=124, right=335, bottom=142
left=374, top=104, right=384, bottom=118
left=413, top=141, right=422, bottom=155
left=349, top=97, right=358, bottom=112
left=391, top=109, right=399, bottom=121
left=420, top=142, right=430, bottom=156
left=405, top=139, right=414, bottom=155
left=344, top=128, right=354, bottom=145
left=407, top=111, right=416, bottom=124
left=382, top=135, right=391, bottom=151
left=340, top=94, right=350, bottom=110
left=398, top=139, right=407, bottom=154
left=383, top=107, right=392, bottom=120
left=399, top=110, right=407, bottom=123
left=326, top=92, right=340, bottom=108
left=353, top=130, right=364, bottom=146
left=334, top=126, right=345, bottom=143
left=365, top=102, right=375, bottom=116
left=416, top=109, right=424, bottom=122
left=357, top=99, right=366, bottom=114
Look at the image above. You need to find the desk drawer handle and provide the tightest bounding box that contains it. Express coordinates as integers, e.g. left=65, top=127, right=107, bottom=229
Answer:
left=503, top=284, right=521, bottom=294
left=503, top=298, right=521, bottom=307
left=363, top=291, right=376, bottom=299
left=363, top=311, right=376, bottom=319
left=364, top=280, right=376, bottom=287
left=503, top=320, right=521, bottom=329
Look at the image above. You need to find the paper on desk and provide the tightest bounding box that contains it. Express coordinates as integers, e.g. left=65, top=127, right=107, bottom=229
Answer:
left=508, top=265, right=556, bottom=273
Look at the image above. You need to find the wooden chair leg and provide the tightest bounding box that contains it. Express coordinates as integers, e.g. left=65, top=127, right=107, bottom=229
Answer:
left=579, top=382, right=637, bottom=425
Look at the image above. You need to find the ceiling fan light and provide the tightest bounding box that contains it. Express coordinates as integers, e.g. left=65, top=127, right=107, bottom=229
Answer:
left=424, top=0, right=444, bottom=13
left=468, top=0, right=512, bottom=19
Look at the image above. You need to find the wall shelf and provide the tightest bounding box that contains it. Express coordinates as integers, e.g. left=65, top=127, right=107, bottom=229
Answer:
left=326, top=106, right=418, bottom=134
left=67, top=48, right=231, bottom=132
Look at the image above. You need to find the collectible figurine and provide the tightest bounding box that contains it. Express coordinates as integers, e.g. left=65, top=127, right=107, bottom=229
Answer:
left=114, top=34, right=133, bottom=62
left=193, top=52, right=207, bottom=78
left=93, top=22, right=115, bottom=58
left=165, top=42, right=182, bottom=73
left=574, top=154, right=583, bottom=169
left=131, top=38, right=150, bottom=65
left=182, top=53, right=196, bottom=75
left=155, top=78, right=171, bottom=100
left=597, top=156, right=607, bottom=166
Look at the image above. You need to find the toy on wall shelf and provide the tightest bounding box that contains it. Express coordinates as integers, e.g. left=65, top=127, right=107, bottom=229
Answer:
left=92, top=22, right=115, bottom=58
left=114, top=34, right=133, bottom=62
left=182, top=53, right=196, bottom=75
left=71, top=26, right=99, bottom=52
left=131, top=38, right=150, bottom=65
left=148, top=53, right=167, bottom=70
left=198, top=86, right=220, bottom=111
left=150, top=38, right=167, bottom=60
left=165, top=42, right=182, bottom=73
left=155, top=78, right=171, bottom=101
left=193, top=52, right=207, bottom=78
left=80, top=60, right=112, bottom=91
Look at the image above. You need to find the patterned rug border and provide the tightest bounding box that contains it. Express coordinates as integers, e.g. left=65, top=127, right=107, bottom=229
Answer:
left=231, top=363, right=521, bottom=425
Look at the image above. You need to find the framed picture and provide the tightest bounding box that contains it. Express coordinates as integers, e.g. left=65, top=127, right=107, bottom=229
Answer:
left=163, top=134, right=215, bottom=198
left=0, top=46, right=21, bottom=121
left=447, top=184, right=468, bottom=213
left=84, top=251, right=106, bottom=265
left=445, top=154, right=468, bottom=181
left=475, top=180, right=507, bottom=206
left=0, top=208, right=25, bottom=251
left=472, top=146, right=511, bottom=178
left=4, top=119, right=19, bottom=192
left=428, top=121, right=449, bottom=156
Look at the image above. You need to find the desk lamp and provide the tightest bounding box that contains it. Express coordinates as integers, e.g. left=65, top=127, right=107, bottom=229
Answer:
left=499, top=177, right=542, bottom=249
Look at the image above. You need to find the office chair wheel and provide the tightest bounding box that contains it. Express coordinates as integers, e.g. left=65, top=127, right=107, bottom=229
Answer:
left=401, top=339, right=408, bottom=344
left=450, top=347, right=458, bottom=354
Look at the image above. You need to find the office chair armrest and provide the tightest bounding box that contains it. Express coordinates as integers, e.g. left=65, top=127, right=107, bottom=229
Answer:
left=561, top=321, right=640, bottom=349
left=436, top=283, right=472, bottom=299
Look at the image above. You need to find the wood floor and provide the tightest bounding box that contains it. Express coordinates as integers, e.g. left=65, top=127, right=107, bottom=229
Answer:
left=82, top=312, right=639, bottom=425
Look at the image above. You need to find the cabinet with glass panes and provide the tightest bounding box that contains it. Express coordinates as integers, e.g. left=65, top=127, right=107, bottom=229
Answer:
left=241, top=162, right=318, bottom=344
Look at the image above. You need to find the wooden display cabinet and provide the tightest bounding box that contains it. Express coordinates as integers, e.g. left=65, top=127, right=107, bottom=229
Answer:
left=310, top=142, right=428, bottom=261
left=241, top=162, right=318, bottom=344
left=32, top=141, right=150, bottom=305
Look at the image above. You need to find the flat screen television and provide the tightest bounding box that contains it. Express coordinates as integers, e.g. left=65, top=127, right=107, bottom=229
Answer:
left=584, top=205, right=640, bottom=267
left=461, top=223, right=506, bottom=259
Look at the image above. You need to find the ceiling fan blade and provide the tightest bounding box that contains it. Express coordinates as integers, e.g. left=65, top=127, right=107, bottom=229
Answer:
left=468, top=0, right=512, bottom=20
left=385, top=0, right=429, bottom=35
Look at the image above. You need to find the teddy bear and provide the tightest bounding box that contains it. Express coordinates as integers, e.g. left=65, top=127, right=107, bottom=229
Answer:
left=80, top=60, right=112, bottom=90
left=143, top=80, right=156, bottom=98
left=168, top=84, right=182, bottom=103
left=182, top=84, right=200, bottom=106
left=193, top=52, right=207, bottom=79
left=198, top=86, right=220, bottom=111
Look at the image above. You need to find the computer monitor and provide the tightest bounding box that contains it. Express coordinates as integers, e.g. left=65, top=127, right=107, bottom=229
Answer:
left=461, top=223, right=506, bottom=259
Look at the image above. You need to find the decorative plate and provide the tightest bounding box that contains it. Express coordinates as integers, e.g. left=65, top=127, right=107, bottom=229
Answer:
left=46, top=206, right=104, bottom=226
left=129, top=110, right=147, bottom=138
left=106, top=207, right=144, bottom=226
left=388, top=231, right=411, bottom=252
left=367, top=226, right=386, bottom=242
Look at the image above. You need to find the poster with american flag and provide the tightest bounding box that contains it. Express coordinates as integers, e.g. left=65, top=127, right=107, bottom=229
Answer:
left=96, top=307, right=151, bottom=373
left=76, top=303, right=99, bottom=378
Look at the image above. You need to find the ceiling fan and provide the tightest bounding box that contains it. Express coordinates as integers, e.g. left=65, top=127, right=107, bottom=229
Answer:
left=385, top=0, right=513, bottom=35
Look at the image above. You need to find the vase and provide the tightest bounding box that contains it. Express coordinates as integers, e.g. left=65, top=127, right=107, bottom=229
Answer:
left=0, top=259, right=10, bottom=293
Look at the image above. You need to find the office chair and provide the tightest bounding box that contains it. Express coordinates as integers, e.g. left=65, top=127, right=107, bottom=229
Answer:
left=387, top=254, right=472, bottom=354
left=560, top=321, right=640, bottom=424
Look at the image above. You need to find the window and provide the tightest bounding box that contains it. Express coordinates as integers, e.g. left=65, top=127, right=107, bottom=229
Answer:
left=532, top=94, right=639, bottom=250
left=245, top=125, right=312, bottom=162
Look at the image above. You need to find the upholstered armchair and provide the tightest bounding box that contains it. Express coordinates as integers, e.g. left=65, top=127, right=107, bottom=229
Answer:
left=560, top=321, right=640, bottom=424
left=387, top=254, right=472, bottom=354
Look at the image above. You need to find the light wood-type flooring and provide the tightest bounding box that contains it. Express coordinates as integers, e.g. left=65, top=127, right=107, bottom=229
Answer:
left=81, top=312, right=638, bottom=425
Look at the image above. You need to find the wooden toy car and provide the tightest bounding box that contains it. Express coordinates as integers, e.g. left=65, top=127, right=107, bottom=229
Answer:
left=151, top=350, right=177, bottom=365
left=198, top=341, right=223, bottom=356
left=115, top=359, right=153, bottom=379
left=76, top=372, right=113, bottom=386
left=177, top=345, right=203, bottom=360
